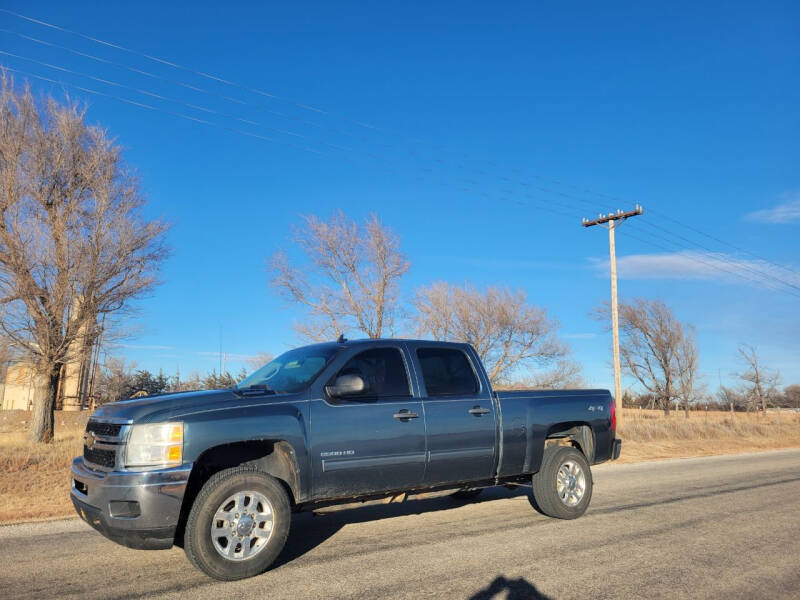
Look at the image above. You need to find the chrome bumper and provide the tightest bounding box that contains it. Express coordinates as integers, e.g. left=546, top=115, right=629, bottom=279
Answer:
left=70, top=457, right=192, bottom=550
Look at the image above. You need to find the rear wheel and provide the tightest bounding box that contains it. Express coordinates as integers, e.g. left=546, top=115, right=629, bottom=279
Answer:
left=184, top=467, right=290, bottom=580
left=531, top=446, right=592, bottom=519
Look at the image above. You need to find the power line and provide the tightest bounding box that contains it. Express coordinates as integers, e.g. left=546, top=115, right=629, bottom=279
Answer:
left=8, top=65, right=798, bottom=299
left=647, top=206, right=800, bottom=277
left=6, top=63, right=797, bottom=298
left=0, top=12, right=647, bottom=208
left=0, top=51, right=587, bottom=217
left=578, top=209, right=800, bottom=297
left=0, top=27, right=378, bottom=145
left=0, top=26, right=605, bottom=209
left=618, top=228, right=800, bottom=298
left=3, top=9, right=797, bottom=291
left=0, top=9, right=367, bottom=127
left=1, top=66, right=328, bottom=155
left=635, top=220, right=800, bottom=293
left=4, top=10, right=796, bottom=284
left=2, top=65, right=580, bottom=223
left=0, top=49, right=367, bottom=153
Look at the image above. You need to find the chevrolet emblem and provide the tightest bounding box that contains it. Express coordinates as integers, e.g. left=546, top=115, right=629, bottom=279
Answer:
left=84, top=431, right=97, bottom=450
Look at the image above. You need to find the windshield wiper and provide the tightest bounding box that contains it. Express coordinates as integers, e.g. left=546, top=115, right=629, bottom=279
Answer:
left=234, top=384, right=277, bottom=396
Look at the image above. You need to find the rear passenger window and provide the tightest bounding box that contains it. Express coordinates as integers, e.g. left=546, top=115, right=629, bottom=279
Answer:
left=336, top=348, right=411, bottom=398
left=416, top=348, right=479, bottom=397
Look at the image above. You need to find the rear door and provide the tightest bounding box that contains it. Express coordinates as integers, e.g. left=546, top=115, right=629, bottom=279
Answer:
left=413, top=345, right=497, bottom=486
left=309, top=345, right=426, bottom=499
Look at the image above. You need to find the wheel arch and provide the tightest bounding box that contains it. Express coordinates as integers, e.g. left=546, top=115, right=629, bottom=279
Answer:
left=544, top=422, right=595, bottom=464
left=175, top=440, right=300, bottom=546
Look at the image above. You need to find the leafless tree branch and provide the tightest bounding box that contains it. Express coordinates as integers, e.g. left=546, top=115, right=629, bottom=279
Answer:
left=0, top=74, right=170, bottom=442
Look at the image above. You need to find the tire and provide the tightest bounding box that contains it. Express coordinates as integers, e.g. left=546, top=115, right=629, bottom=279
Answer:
left=184, top=467, right=291, bottom=580
left=531, top=446, right=592, bottom=519
left=450, top=487, right=483, bottom=500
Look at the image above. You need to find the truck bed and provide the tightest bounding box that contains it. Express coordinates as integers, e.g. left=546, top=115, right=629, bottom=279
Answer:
left=493, top=389, right=614, bottom=477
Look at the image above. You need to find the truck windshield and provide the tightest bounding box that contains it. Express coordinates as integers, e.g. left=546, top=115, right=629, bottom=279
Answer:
left=237, top=346, right=339, bottom=393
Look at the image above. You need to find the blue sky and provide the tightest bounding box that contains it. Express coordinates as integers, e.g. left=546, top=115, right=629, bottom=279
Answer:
left=1, top=1, right=798, bottom=390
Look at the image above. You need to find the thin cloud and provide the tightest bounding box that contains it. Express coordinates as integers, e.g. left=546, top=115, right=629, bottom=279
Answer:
left=113, top=343, right=175, bottom=351
left=196, top=351, right=259, bottom=362
left=745, top=194, right=800, bottom=224
left=445, top=256, right=578, bottom=271
left=592, top=250, right=800, bottom=289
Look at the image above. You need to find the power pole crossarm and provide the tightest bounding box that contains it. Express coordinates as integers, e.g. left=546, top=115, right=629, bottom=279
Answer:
left=582, top=205, right=643, bottom=228
left=582, top=204, right=643, bottom=425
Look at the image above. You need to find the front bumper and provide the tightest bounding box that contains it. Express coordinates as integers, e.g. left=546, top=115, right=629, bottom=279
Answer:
left=70, top=457, right=192, bottom=550
left=611, top=438, right=622, bottom=460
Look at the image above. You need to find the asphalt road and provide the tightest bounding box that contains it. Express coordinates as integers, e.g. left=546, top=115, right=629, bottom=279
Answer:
left=2, top=449, right=799, bottom=600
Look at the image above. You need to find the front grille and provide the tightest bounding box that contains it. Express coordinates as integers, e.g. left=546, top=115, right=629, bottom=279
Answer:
left=86, top=421, right=122, bottom=437
left=83, top=446, right=116, bottom=469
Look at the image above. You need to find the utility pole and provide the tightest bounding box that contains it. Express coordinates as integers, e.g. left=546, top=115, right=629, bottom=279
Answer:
left=582, top=205, right=643, bottom=424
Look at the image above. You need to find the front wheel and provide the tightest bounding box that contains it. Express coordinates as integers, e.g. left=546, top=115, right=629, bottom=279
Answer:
left=531, top=446, right=592, bottom=519
left=184, top=467, right=291, bottom=580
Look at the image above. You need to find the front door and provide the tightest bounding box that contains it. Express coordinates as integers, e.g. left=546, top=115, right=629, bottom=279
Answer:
left=414, top=346, right=497, bottom=486
left=310, top=346, right=426, bottom=499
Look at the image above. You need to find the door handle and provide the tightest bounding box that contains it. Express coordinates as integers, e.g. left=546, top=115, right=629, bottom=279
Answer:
left=393, top=409, right=419, bottom=420
left=469, top=406, right=490, bottom=416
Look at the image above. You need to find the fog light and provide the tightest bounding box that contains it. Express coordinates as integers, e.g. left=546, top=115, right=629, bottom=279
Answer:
left=109, top=500, right=141, bottom=518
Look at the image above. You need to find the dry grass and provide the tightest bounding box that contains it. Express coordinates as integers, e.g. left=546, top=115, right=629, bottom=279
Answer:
left=0, top=410, right=87, bottom=523
left=617, top=407, right=800, bottom=463
left=0, top=408, right=799, bottom=523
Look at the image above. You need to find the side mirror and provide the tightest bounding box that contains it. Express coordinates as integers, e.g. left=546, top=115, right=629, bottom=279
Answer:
left=326, top=374, right=366, bottom=398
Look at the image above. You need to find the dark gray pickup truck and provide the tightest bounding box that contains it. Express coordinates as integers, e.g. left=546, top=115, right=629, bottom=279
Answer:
left=71, top=338, right=620, bottom=580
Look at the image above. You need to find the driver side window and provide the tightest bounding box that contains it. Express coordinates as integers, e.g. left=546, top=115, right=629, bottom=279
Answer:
left=335, top=348, right=411, bottom=399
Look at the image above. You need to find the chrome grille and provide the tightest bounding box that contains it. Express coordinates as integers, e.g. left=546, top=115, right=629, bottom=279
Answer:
left=85, top=421, right=122, bottom=437
left=83, top=446, right=116, bottom=469
left=83, top=419, right=128, bottom=471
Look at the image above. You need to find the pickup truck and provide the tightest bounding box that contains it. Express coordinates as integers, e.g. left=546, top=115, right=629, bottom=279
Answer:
left=71, top=338, right=620, bottom=580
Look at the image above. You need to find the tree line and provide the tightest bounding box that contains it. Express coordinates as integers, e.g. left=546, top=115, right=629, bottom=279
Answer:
left=94, top=357, right=249, bottom=405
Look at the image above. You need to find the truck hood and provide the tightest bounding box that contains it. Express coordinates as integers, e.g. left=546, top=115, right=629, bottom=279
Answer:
left=92, top=389, right=302, bottom=424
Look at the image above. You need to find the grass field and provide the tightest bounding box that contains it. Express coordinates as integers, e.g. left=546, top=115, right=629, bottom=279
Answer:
left=1, top=407, right=798, bottom=523
left=0, top=410, right=88, bottom=523
left=617, top=407, right=800, bottom=462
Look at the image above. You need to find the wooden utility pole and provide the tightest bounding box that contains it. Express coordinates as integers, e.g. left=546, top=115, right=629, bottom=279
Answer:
left=582, top=205, right=643, bottom=423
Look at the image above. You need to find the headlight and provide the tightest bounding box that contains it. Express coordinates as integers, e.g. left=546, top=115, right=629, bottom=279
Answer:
left=124, top=422, right=183, bottom=468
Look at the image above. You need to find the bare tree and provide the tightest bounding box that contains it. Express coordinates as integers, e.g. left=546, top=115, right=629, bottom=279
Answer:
left=596, top=298, right=698, bottom=416
left=0, top=77, right=170, bottom=442
left=495, top=359, right=585, bottom=390
left=784, top=384, right=800, bottom=411
left=717, top=385, right=746, bottom=415
left=95, top=356, right=137, bottom=405
left=413, top=282, right=568, bottom=384
left=737, top=345, right=781, bottom=415
left=529, top=359, right=585, bottom=389
left=676, top=330, right=702, bottom=417
left=269, top=211, right=409, bottom=341
left=169, top=371, right=203, bottom=393
left=245, top=351, right=273, bottom=373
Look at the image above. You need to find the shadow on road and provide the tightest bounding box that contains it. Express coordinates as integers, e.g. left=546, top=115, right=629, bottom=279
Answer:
left=468, top=575, right=553, bottom=600
left=274, top=485, right=532, bottom=567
